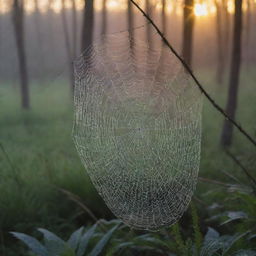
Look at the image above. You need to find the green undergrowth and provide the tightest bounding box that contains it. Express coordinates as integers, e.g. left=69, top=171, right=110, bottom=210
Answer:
left=0, top=67, right=256, bottom=254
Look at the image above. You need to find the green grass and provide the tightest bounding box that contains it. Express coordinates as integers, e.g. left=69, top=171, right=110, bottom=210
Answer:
left=0, top=67, right=255, bottom=254
left=0, top=79, right=112, bottom=252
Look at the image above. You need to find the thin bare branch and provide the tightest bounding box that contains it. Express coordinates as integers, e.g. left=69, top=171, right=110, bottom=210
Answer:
left=58, top=187, right=98, bottom=222
left=129, top=0, right=256, bottom=148
left=225, top=149, right=256, bottom=189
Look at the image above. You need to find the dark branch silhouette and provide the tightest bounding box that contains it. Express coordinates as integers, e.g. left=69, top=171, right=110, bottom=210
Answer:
left=182, top=0, right=195, bottom=68
left=221, top=0, right=243, bottom=146
left=102, top=0, right=107, bottom=35
left=81, top=0, right=94, bottom=53
left=71, top=0, right=78, bottom=57
left=129, top=0, right=256, bottom=148
left=214, top=0, right=225, bottom=84
left=12, top=0, right=30, bottom=109
left=225, top=149, right=256, bottom=190
left=61, top=0, right=75, bottom=95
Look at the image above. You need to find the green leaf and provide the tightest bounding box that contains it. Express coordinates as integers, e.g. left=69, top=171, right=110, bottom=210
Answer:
left=11, top=232, right=48, bottom=256
left=220, top=211, right=248, bottom=226
left=37, top=228, right=65, bottom=245
left=43, top=239, right=68, bottom=256
left=248, top=234, right=256, bottom=240
left=77, top=224, right=97, bottom=256
left=89, top=224, right=119, bottom=256
left=204, top=227, right=219, bottom=242
left=60, top=248, right=77, bottom=256
left=67, top=227, right=84, bottom=251
left=113, top=241, right=134, bottom=251
left=222, top=231, right=251, bottom=255
left=233, top=249, right=256, bottom=256
left=134, top=235, right=169, bottom=249
left=37, top=228, right=67, bottom=256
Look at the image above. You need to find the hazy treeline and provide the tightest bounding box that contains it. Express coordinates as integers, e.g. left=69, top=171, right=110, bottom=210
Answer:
left=0, top=0, right=256, bottom=83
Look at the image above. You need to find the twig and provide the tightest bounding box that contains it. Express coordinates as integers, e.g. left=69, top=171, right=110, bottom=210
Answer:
left=225, top=149, right=256, bottom=189
left=221, top=169, right=242, bottom=184
left=57, top=187, right=98, bottom=223
left=192, top=196, right=207, bottom=206
left=129, top=0, right=256, bottom=148
left=198, top=177, right=231, bottom=187
left=57, top=187, right=108, bottom=232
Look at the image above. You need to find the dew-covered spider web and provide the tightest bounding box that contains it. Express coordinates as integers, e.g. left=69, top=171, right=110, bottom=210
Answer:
left=72, top=31, right=202, bottom=230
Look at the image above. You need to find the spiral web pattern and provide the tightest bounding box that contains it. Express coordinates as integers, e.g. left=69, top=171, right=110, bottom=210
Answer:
left=73, top=32, right=202, bottom=230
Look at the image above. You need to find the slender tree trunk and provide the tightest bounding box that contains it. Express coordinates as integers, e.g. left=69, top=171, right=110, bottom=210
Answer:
left=161, top=0, right=166, bottom=35
left=245, top=0, right=251, bottom=67
left=12, top=0, right=30, bottom=109
left=221, top=0, right=243, bottom=147
left=223, top=0, right=230, bottom=63
left=127, top=0, right=134, bottom=51
left=61, top=0, right=74, bottom=95
left=182, top=0, right=195, bottom=68
left=101, top=0, right=107, bottom=35
left=34, top=0, right=45, bottom=80
left=71, top=0, right=77, bottom=57
left=81, top=0, right=94, bottom=53
left=215, top=0, right=225, bottom=84
left=146, top=0, right=153, bottom=47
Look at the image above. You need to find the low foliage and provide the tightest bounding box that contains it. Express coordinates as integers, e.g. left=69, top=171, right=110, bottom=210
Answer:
left=11, top=220, right=121, bottom=256
left=1, top=73, right=256, bottom=255
left=11, top=206, right=256, bottom=256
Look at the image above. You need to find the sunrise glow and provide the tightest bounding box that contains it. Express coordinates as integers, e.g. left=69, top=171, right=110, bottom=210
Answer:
left=0, top=0, right=253, bottom=16
left=194, top=3, right=208, bottom=16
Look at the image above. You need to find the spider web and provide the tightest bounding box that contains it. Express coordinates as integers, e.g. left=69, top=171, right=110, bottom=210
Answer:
left=72, top=31, right=202, bottom=230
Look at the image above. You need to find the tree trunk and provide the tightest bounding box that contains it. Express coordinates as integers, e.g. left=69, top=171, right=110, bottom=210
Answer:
left=221, top=0, right=243, bottom=147
left=215, top=0, right=225, bottom=84
left=34, top=0, right=45, bottom=80
left=81, top=0, right=94, bottom=53
left=101, top=0, right=107, bottom=35
left=162, top=0, right=166, bottom=35
left=146, top=0, right=153, bottom=47
left=71, top=0, right=77, bottom=57
left=245, top=0, right=251, bottom=67
left=222, top=0, right=230, bottom=65
left=127, top=0, right=134, bottom=51
left=61, top=0, right=75, bottom=95
left=182, top=0, right=195, bottom=68
left=12, top=0, right=30, bottom=109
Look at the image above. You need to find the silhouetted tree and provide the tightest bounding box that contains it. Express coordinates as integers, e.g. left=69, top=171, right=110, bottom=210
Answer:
left=182, top=0, right=195, bottom=68
left=61, top=0, right=74, bottom=95
left=12, top=0, right=30, bottom=109
left=81, top=0, right=94, bottom=53
left=71, top=0, right=77, bottom=57
left=162, top=0, right=166, bottom=34
left=245, top=0, right=251, bottom=67
left=222, top=0, right=230, bottom=63
left=102, top=0, right=107, bottom=35
left=127, top=0, right=134, bottom=51
left=146, top=0, right=153, bottom=47
left=221, top=0, right=243, bottom=146
left=215, top=0, right=225, bottom=84
left=34, top=0, right=45, bottom=80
